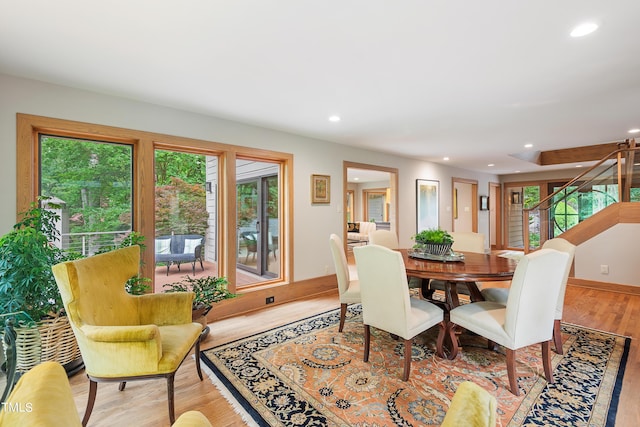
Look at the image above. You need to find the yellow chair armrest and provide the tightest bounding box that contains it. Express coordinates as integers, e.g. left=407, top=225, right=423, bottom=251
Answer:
left=82, top=324, right=160, bottom=342
left=137, top=292, right=194, bottom=325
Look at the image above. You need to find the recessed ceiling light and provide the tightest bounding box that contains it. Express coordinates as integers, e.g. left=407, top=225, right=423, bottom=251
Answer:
left=575, top=165, right=583, bottom=168
left=570, top=22, right=598, bottom=37
left=443, top=157, right=450, bottom=161
left=524, top=143, right=533, bottom=148
left=487, top=164, right=494, bottom=167
left=628, top=128, right=640, bottom=134
left=354, top=177, right=359, bottom=181
left=328, top=115, right=341, bottom=122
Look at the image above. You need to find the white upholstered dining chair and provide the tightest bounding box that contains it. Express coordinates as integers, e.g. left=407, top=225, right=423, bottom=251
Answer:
left=368, top=229, right=399, bottom=249
left=354, top=244, right=444, bottom=381
left=438, top=248, right=569, bottom=395
left=481, top=237, right=575, bottom=354
left=329, top=234, right=361, bottom=332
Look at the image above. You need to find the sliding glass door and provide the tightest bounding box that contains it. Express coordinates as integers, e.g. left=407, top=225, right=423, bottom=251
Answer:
left=236, top=159, right=280, bottom=286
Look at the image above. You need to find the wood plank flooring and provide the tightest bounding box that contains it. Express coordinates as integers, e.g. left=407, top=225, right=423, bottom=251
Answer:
left=68, top=285, right=640, bottom=426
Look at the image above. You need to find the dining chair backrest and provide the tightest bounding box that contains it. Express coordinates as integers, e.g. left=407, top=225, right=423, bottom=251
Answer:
left=504, top=248, right=569, bottom=348
left=368, top=229, right=399, bottom=249
left=449, top=231, right=485, bottom=254
left=329, top=234, right=352, bottom=296
left=353, top=244, right=412, bottom=337
left=541, top=238, right=576, bottom=318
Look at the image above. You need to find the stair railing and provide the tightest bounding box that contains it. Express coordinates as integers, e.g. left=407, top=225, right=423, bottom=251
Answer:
left=523, top=140, right=639, bottom=252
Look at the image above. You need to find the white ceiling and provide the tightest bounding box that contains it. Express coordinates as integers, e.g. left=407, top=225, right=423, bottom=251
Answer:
left=1, top=1, right=639, bottom=175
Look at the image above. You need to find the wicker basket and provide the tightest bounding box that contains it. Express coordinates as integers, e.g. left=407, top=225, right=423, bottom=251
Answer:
left=418, top=242, right=453, bottom=256
left=3, top=314, right=81, bottom=373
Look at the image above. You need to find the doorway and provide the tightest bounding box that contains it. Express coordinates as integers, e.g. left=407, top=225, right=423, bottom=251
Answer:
left=452, top=178, right=478, bottom=232
left=343, top=161, right=398, bottom=245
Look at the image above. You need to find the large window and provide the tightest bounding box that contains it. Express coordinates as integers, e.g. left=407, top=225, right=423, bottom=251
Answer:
left=39, top=135, right=133, bottom=255
left=17, top=114, right=292, bottom=294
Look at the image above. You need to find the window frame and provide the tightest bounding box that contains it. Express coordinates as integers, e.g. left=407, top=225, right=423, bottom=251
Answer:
left=17, top=114, right=293, bottom=292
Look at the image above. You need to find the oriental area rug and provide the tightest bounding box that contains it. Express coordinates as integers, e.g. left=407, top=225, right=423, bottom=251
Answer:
left=201, top=305, right=629, bottom=426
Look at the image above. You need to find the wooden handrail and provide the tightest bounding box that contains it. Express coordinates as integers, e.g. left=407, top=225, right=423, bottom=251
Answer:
left=522, top=140, right=638, bottom=251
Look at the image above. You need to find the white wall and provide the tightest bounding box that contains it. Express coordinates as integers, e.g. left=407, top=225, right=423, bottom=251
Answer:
left=0, top=73, right=499, bottom=280
left=575, top=223, right=640, bottom=286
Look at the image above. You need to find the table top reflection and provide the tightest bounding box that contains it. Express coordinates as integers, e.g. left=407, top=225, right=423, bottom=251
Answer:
left=400, top=249, right=518, bottom=283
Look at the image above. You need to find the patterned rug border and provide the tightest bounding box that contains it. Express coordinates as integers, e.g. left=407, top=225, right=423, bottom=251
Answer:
left=201, top=306, right=630, bottom=426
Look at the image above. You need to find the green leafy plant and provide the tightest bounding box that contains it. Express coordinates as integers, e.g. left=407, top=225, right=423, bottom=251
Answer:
left=95, top=231, right=151, bottom=295
left=0, top=199, right=82, bottom=321
left=163, top=275, right=236, bottom=313
left=413, top=228, right=454, bottom=245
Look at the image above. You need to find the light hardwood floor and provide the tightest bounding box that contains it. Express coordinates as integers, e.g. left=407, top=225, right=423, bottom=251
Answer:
left=68, top=285, right=640, bottom=426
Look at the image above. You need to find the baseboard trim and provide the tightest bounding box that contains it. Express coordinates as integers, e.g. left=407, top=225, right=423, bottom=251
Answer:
left=569, top=277, right=640, bottom=296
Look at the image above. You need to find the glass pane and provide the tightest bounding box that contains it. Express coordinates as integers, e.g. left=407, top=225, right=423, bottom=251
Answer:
left=236, top=159, right=281, bottom=287
left=39, top=135, right=133, bottom=255
left=154, top=149, right=218, bottom=291
left=366, top=193, right=386, bottom=222
left=507, top=185, right=539, bottom=249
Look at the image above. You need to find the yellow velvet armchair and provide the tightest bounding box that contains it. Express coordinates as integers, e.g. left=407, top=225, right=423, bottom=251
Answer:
left=0, top=361, right=212, bottom=427
left=51, top=246, right=205, bottom=425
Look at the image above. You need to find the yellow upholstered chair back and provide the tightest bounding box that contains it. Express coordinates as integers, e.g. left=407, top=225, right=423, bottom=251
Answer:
left=0, top=360, right=212, bottom=427
left=57, top=245, right=141, bottom=328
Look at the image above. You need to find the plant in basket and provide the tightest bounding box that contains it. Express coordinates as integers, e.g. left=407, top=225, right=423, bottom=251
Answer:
left=0, top=198, right=84, bottom=374
left=412, top=228, right=454, bottom=256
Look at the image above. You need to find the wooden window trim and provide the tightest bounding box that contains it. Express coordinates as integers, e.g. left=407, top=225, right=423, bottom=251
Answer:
left=16, top=113, right=293, bottom=292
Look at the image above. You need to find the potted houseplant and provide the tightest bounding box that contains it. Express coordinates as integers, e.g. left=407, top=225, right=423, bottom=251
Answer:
left=163, top=275, right=236, bottom=338
left=413, top=228, right=454, bottom=256
left=0, top=199, right=84, bottom=375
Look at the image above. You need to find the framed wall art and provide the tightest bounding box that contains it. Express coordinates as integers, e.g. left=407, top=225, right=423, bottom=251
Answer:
left=480, top=195, right=489, bottom=211
left=311, top=174, right=330, bottom=204
left=416, top=179, right=439, bottom=232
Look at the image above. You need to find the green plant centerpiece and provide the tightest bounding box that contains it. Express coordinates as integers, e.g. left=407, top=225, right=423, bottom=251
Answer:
left=163, top=275, right=236, bottom=338
left=413, top=228, right=454, bottom=256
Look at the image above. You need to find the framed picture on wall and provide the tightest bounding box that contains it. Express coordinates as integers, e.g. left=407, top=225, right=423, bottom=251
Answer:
left=416, top=179, right=439, bottom=232
left=480, top=195, right=489, bottom=210
left=311, top=174, right=330, bottom=204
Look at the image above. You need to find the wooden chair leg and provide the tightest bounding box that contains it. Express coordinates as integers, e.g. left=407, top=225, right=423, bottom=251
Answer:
left=436, top=321, right=447, bottom=358
left=506, top=348, right=519, bottom=396
left=195, top=338, right=203, bottom=381
left=402, top=339, right=412, bottom=381
left=363, top=324, right=371, bottom=362
left=82, top=379, right=98, bottom=427
left=339, top=303, right=347, bottom=332
left=167, top=373, right=176, bottom=425
left=542, top=340, right=554, bottom=384
left=553, top=319, right=563, bottom=354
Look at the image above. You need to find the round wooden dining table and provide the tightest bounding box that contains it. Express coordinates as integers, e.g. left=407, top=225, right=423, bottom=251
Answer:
left=399, top=249, right=519, bottom=309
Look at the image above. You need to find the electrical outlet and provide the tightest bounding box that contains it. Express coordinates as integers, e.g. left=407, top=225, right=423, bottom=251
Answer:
left=266, top=296, right=275, bottom=304
left=600, top=265, right=609, bottom=274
